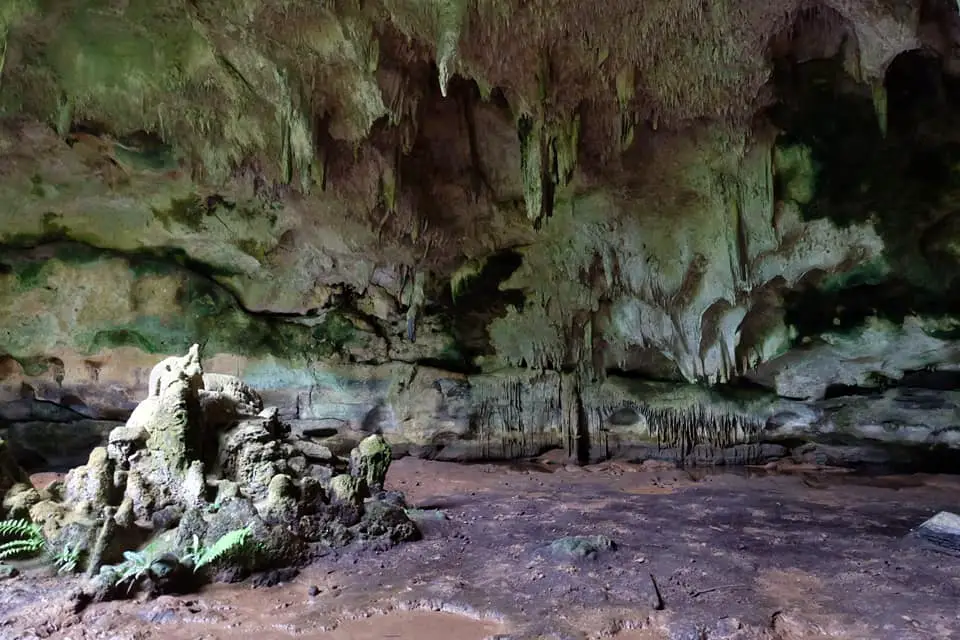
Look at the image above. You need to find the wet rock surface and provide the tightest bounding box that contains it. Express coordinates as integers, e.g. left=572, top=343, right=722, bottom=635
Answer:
left=2, top=458, right=959, bottom=640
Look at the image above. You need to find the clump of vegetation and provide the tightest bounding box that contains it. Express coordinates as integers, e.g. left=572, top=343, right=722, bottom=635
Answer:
left=50, top=542, right=83, bottom=575
left=88, top=328, right=158, bottom=353
left=116, top=542, right=164, bottom=593
left=0, top=519, right=45, bottom=561
left=184, top=526, right=253, bottom=572
left=0, top=521, right=83, bottom=575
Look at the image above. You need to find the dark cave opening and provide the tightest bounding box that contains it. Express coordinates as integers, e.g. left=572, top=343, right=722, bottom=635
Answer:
left=820, top=368, right=960, bottom=399
left=884, top=47, right=952, bottom=136
left=434, top=248, right=527, bottom=364
left=765, top=30, right=960, bottom=349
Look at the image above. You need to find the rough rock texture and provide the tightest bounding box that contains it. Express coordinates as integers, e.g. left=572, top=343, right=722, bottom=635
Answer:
left=0, top=441, right=31, bottom=516
left=2, top=1, right=960, bottom=466
left=12, top=347, right=417, bottom=599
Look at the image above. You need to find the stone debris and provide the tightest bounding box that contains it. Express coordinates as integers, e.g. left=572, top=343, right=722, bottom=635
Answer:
left=912, top=511, right=960, bottom=556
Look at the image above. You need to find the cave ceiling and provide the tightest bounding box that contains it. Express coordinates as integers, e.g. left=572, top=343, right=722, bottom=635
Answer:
left=2, top=0, right=960, bottom=398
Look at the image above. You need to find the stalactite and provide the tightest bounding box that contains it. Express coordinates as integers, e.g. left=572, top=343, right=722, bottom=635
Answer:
left=470, top=371, right=567, bottom=458
left=518, top=115, right=544, bottom=224
left=435, top=0, right=468, bottom=97
left=640, top=404, right=763, bottom=456
left=872, top=79, right=888, bottom=137
left=468, top=370, right=767, bottom=462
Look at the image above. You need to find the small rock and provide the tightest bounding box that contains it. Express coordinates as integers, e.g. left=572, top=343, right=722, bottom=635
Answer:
left=287, top=455, right=308, bottom=475
left=215, top=480, right=241, bottom=504
left=359, top=500, right=421, bottom=544
left=251, top=567, right=300, bottom=588
left=84, top=565, right=122, bottom=602
left=181, top=460, right=208, bottom=508
left=139, top=605, right=179, bottom=624
left=0, top=563, right=20, bottom=579
left=374, top=490, right=407, bottom=508
left=912, top=511, right=960, bottom=555
left=114, top=496, right=135, bottom=528
left=257, top=474, right=299, bottom=524
left=150, top=505, right=183, bottom=531
left=714, top=616, right=744, bottom=638
left=307, top=584, right=320, bottom=597
left=294, top=439, right=334, bottom=462
left=547, top=535, right=617, bottom=560
left=2, top=483, right=41, bottom=519
left=306, top=464, right=335, bottom=483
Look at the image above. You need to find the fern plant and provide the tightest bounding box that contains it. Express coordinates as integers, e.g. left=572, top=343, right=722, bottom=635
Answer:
left=0, top=518, right=45, bottom=561
left=181, top=534, right=205, bottom=568
left=116, top=540, right=164, bottom=592
left=192, top=526, right=252, bottom=572
left=51, top=542, right=83, bottom=575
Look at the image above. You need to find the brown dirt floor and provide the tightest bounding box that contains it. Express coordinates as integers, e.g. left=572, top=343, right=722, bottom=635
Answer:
left=2, top=456, right=959, bottom=640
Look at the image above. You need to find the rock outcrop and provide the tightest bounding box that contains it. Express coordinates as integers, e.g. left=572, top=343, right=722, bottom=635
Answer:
left=9, top=346, right=418, bottom=597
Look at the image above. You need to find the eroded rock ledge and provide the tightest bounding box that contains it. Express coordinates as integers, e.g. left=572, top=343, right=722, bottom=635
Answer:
left=4, top=340, right=960, bottom=473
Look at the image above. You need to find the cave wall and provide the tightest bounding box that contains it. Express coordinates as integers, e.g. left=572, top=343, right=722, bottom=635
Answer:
left=3, top=0, right=960, bottom=466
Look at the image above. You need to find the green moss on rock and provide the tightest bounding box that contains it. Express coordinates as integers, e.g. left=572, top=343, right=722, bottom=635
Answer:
left=88, top=328, right=158, bottom=353
left=2, top=241, right=363, bottom=363
left=153, top=195, right=209, bottom=232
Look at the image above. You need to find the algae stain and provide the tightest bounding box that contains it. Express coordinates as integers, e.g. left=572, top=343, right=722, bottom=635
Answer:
left=88, top=328, right=158, bottom=353
left=4, top=240, right=364, bottom=363
left=152, top=195, right=209, bottom=232
left=14, top=260, right=47, bottom=291
left=17, top=356, right=52, bottom=377
left=30, top=174, right=44, bottom=198
left=235, top=238, right=271, bottom=262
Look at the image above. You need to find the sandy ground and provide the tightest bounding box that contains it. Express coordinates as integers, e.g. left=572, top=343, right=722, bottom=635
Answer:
left=2, top=456, right=960, bottom=640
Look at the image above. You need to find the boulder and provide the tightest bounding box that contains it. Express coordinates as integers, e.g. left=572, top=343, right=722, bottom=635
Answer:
left=2, top=483, right=41, bottom=520
left=64, top=447, right=117, bottom=512
left=218, top=418, right=293, bottom=501
left=327, top=474, right=363, bottom=508
left=349, top=434, right=392, bottom=495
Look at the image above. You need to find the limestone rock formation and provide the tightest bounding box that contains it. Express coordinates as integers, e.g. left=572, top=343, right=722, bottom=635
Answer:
left=13, top=346, right=417, bottom=597
left=2, top=1, right=960, bottom=469
left=350, top=434, right=392, bottom=495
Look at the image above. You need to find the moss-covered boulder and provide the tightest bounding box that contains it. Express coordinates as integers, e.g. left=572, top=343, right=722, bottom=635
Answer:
left=349, top=434, right=392, bottom=495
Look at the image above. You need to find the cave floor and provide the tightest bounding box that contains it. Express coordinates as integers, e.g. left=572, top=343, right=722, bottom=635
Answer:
left=3, top=457, right=960, bottom=640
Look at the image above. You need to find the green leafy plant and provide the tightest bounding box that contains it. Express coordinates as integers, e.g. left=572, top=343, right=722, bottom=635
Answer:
left=51, top=542, right=83, bottom=575
left=116, top=541, right=163, bottom=593
left=181, top=534, right=205, bottom=568
left=0, top=519, right=45, bottom=561
left=191, top=526, right=253, bottom=572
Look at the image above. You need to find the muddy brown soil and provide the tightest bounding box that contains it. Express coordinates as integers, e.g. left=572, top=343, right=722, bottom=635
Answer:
left=2, top=457, right=960, bottom=640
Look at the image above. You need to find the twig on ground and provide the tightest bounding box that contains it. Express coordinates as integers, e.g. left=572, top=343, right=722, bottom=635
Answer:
left=689, top=584, right=747, bottom=598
